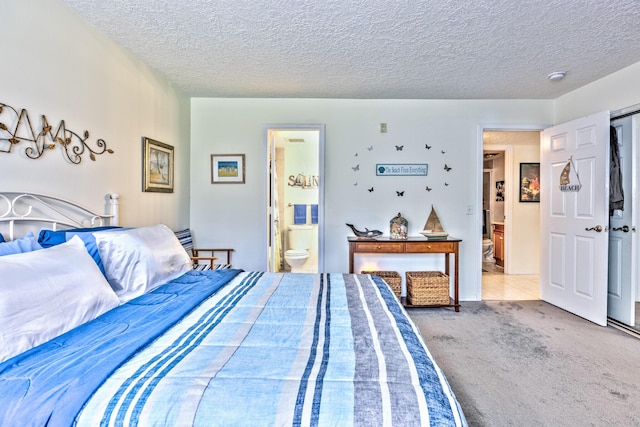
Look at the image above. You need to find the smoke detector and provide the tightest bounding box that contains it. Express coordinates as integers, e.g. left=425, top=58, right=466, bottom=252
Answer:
left=548, top=71, right=566, bottom=81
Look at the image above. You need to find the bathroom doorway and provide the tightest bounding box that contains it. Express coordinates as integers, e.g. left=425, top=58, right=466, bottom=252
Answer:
left=265, top=125, right=325, bottom=273
left=481, top=131, right=541, bottom=300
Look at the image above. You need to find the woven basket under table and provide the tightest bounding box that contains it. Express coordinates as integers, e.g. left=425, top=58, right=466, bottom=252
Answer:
left=406, top=271, right=450, bottom=305
left=361, top=270, right=402, bottom=300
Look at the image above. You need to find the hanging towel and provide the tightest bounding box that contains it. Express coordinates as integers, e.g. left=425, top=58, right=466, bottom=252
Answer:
left=311, top=204, right=318, bottom=224
left=610, top=126, right=624, bottom=215
left=294, top=204, right=307, bottom=224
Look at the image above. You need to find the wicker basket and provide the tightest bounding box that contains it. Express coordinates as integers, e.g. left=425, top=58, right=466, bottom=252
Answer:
left=362, top=270, right=402, bottom=300
left=406, top=271, right=449, bottom=305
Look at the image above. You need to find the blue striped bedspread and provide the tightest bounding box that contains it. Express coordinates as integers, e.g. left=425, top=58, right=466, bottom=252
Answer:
left=0, top=271, right=466, bottom=426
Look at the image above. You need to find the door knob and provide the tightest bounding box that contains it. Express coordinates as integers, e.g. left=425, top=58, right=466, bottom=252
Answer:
left=585, top=225, right=603, bottom=232
left=612, top=225, right=630, bottom=232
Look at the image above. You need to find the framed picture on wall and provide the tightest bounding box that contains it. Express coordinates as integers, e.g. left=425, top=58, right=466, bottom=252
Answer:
left=142, top=137, right=174, bottom=193
left=495, top=180, right=505, bottom=202
left=519, top=162, right=540, bottom=202
left=211, top=154, right=246, bottom=184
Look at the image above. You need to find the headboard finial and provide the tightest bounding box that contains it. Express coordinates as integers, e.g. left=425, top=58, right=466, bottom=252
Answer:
left=109, top=193, right=120, bottom=226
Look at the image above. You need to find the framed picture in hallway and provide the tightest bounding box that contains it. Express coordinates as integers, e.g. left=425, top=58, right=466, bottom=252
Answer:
left=519, top=162, right=540, bottom=202
left=495, top=180, right=505, bottom=202
left=211, top=154, right=245, bottom=184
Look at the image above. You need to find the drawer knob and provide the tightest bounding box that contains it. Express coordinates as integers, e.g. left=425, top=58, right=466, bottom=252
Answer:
left=427, top=245, right=431, bottom=249
left=376, top=245, right=381, bottom=249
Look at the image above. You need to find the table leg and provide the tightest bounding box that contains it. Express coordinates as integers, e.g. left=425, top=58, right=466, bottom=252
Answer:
left=348, top=243, right=354, bottom=274
left=454, top=249, right=459, bottom=312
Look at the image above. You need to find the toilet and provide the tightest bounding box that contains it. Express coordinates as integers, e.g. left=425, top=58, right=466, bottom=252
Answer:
left=482, top=238, right=495, bottom=263
left=284, top=224, right=314, bottom=273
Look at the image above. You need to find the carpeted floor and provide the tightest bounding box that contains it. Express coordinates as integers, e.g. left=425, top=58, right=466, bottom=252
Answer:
left=409, top=301, right=640, bottom=427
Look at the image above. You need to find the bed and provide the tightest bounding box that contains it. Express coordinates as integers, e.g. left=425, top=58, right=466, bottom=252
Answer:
left=0, top=192, right=466, bottom=426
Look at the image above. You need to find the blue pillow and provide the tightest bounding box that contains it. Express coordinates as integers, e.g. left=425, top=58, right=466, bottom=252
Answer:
left=0, top=232, right=43, bottom=256
left=0, top=233, right=5, bottom=243
left=38, top=226, right=119, bottom=248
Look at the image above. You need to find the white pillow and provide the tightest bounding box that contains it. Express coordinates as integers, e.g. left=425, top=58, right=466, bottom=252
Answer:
left=0, top=236, right=120, bottom=363
left=95, top=224, right=192, bottom=303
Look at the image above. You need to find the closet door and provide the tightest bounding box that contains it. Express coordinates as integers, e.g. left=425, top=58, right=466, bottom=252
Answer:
left=608, top=115, right=636, bottom=326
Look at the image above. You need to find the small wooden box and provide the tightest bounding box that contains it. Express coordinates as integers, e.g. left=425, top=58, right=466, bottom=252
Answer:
left=406, top=271, right=449, bottom=305
left=362, top=270, right=402, bottom=300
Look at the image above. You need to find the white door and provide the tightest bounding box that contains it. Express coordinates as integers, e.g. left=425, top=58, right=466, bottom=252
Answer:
left=540, top=111, right=610, bottom=326
left=608, top=115, right=636, bottom=326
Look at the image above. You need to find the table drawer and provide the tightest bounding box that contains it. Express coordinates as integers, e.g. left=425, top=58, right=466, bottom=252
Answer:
left=355, top=242, right=404, bottom=253
left=405, top=242, right=455, bottom=253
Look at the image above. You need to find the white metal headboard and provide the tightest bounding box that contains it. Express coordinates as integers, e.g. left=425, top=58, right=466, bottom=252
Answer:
left=0, top=192, right=119, bottom=241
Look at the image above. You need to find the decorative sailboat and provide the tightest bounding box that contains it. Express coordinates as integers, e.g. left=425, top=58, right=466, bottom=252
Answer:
left=420, top=205, right=448, bottom=240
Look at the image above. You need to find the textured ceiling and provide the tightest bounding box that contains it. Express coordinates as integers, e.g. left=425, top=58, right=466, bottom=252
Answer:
left=60, top=0, right=640, bottom=99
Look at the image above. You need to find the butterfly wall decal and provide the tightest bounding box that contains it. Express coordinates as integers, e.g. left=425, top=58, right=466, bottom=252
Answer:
left=444, top=164, right=452, bottom=171
left=425, top=186, right=432, bottom=191
left=441, top=150, right=446, bottom=154
left=395, top=145, right=404, bottom=151
left=425, top=144, right=432, bottom=150
left=352, top=164, right=359, bottom=172
left=444, top=183, right=449, bottom=186
left=396, top=191, right=404, bottom=197
left=354, top=152, right=358, bottom=157
left=368, top=187, right=374, bottom=192
left=367, top=145, right=374, bottom=151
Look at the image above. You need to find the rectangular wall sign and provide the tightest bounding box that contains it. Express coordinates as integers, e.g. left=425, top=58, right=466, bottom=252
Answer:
left=376, top=164, right=428, bottom=176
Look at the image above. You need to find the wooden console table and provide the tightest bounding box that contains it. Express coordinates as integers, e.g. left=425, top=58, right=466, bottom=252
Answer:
left=348, top=236, right=461, bottom=311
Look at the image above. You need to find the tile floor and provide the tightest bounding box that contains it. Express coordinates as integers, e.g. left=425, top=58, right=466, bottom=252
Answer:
left=482, top=262, right=539, bottom=300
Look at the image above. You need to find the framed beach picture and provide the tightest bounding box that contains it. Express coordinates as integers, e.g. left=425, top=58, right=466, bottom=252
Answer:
left=211, top=154, right=245, bottom=184
left=142, top=137, right=174, bottom=193
left=519, top=162, right=540, bottom=202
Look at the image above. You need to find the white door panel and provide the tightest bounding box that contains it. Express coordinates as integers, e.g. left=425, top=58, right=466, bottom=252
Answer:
left=548, top=233, right=566, bottom=289
left=541, top=111, right=610, bottom=326
left=574, top=236, right=595, bottom=298
left=608, top=235, right=623, bottom=297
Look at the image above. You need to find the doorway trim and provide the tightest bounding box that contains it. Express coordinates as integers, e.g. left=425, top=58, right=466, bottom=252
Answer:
left=264, top=124, right=326, bottom=273
left=483, top=145, right=513, bottom=272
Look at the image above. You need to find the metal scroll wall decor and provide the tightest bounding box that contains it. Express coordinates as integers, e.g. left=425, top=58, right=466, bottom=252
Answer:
left=0, top=102, right=113, bottom=164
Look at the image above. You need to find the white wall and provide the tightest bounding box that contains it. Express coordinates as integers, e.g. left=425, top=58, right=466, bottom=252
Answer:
left=191, top=98, right=554, bottom=300
left=555, top=62, right=640, bottom=123
left=0, top=0, right=191, bottom=229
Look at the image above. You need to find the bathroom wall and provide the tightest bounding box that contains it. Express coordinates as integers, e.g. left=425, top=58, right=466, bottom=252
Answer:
left=282, top=135, right=319, bottom=272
